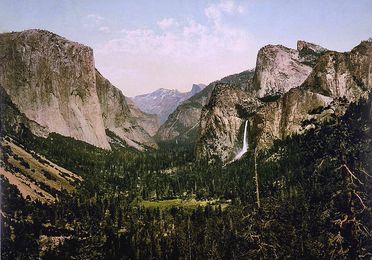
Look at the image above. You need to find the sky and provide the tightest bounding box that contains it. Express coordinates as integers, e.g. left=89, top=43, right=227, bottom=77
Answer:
left=1, top=0, right=371, bottom=97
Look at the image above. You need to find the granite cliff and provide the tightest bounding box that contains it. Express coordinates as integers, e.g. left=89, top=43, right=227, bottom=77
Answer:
left=196, top=40, right=372, bottom=163
left=157, top=70, right=254, bottom=143
left=95, top=70, right=158, bottom=150
left=0, top=29, right=157, bottom=150
left=0, top=29, right=110, bottom=149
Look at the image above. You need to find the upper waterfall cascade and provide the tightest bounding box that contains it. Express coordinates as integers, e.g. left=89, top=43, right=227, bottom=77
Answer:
left=234, top=120, right=249, bottom=160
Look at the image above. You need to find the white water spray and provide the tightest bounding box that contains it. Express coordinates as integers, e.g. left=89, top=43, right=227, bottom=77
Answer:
left=234, top=120, right=249, bottom=160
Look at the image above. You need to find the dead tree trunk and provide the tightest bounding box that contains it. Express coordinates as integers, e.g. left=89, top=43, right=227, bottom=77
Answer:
left=254, top=147, right=261, bottom=208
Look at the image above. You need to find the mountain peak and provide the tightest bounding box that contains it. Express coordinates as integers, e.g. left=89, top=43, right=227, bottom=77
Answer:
left=191, top=84, right=206, bottom=95
left=2, top=29, right=92, bottom=53
left=133, top=84, right=206, bottom=123
left=297, top=40, right=328, bottom=53
left=253, top=42, right=313, bottom=98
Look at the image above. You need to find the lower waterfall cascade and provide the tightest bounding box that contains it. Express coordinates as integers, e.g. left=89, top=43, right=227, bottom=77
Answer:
left=234, top=120, right=249, bottom=160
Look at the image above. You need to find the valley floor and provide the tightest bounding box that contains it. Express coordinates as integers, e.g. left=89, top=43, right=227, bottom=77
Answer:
left=1, top=95, right=372, bottom=259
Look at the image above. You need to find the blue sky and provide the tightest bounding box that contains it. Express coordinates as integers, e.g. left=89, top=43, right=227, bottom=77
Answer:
left=1, top=0, right=371, bottom=96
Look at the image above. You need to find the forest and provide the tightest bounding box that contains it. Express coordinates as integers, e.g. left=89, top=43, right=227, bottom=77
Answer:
left=1, top=95, right=372, bottom=259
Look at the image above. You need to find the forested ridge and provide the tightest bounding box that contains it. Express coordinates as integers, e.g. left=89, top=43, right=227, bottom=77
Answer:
left=1, top=95, right=372, bottom=259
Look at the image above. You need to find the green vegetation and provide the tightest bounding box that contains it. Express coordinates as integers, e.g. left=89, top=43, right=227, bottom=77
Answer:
left=299, top=46, right=326, bottom=67
left=1, top=94, right=372, bottom=259
left=258, top=94, right=281, bottom=102
left=140, top=198, right=229, bottom=210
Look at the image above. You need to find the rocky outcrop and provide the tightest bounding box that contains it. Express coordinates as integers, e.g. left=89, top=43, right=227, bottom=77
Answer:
left=0, top=86, right=48, bottom=137
left=125, top=97, right=160, bottom=137
left=252, top=41, right=372, bottom=151
left=96, top=70, right=158, bottom=150
left=252, top=44, right=315, bottom=98
left=297, top=41, right=329, bottom=67
left=0, top=29, right=110, bottom=149
left=196, top=83, right=261, bottom=162
left=133, top=84, right=206, bottom=123
left=0, top=29, right=160, bottom=151
left=301, top=41, right=372, bottom=100
left=251, top=89, right=333, bottom=149
left=297, top=40, right=328, bottom=53
left=196, top=42, right=324, bottom=162
left=157, top=70, right=254, bottom=143
left=196, top=40, right=372, bottom=163
left=156, top=85, right=213, bottom=142
left=190, top=84, right=206, bottom=96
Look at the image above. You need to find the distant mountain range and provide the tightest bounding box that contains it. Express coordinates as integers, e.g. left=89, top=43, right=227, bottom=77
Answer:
left=2, top=29, right=371, bottom=164
left=156, top=70, right=255, bottom=143
left=132, top=84, right=206, bottom=123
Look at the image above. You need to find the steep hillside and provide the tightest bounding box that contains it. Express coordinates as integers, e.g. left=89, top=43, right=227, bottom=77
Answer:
left=96, top=70, right=158, bottom=150
left=0, top=85, right=47, bottom=137
left=0, top=137, right=82, bottom=203
left=301, top=41, right=372, bottom=100
left=196, top=83, right=261, bottom=162
left=251, top=88, right=334, bottom=150
left=0, top=29, right=157, bottom=151
left=195, top=40, right=369, bottom=163
left=0, top=29, right=110, bottom=149
left=251, top=42, right=325, bottom=98
left=125, top=97, right=160, bottom=137
left=157, top=70, right=254, bottom=143
left=248, top=42, right=372, bottom=150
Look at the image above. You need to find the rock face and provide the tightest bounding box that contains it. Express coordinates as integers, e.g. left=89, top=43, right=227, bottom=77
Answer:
left=297, top=40, right=328, bottom=54
left=0, top=29, right=159, bottom=151
left=156, top=85, right=213, bottom=142
left=253, top=41, right=372, bottom=151
left=156, top=101, right=204, bottom=142
left=0, top=29, right=110, bottom=149
left=197, top=42, right=322, bottom=162
left=190, top=84, right=205, bottom=95
left=196, top=83, right=261, bottom=162
left=95, top=70, right=158, bottom=150
left=133, top=84, right=206, bottom=123
left=125, top=97, right=160, bottom=137
left=251, top=89, right=333, bottom=149
left=196, top=40, right=372, bottom=163
left=301, top=41, right=372, bottom=100
left=157, top=70, right=254, bottom=143
left=0, top=86, right=48, bottom=137
left=252, top=44, right=315, bottom=98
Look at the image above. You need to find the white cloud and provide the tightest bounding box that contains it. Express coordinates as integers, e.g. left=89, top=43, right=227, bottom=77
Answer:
left=157, top=18, right=176, bottom=30
left=100, top=18, right=249, bottom=60
left=86, top=14, right=104, bottom=25
left=98, top=26, right=110, bottom=33
left=85, top=14, right=111, bottom=34
left=94, top=0, right=254, bottom=96
left=183, top=19, right=208, bottom=37
left=205, top=0, right=244, bottom=24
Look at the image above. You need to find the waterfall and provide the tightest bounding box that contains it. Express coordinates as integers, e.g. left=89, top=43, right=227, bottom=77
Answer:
left=234, top=120, right=249, bottom=160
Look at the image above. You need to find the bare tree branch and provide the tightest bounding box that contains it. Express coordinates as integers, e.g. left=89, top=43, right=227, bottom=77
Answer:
left=336, top=164, right=364, bottom=185
left=360, top=168, right=372, bottom=178
left=353, top=191, right=367, bottom=212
